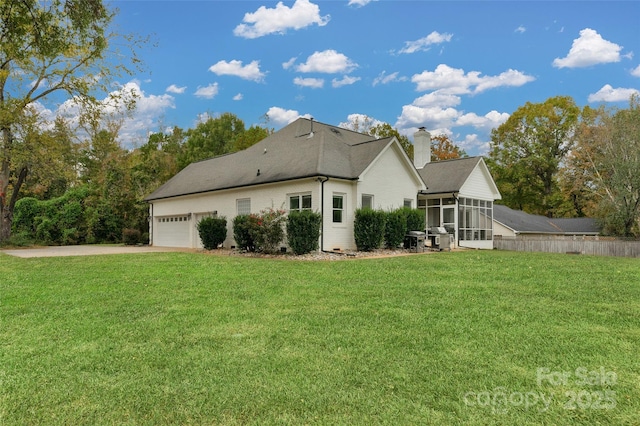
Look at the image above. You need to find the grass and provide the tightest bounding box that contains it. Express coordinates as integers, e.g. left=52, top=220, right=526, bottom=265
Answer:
left=1, top=250, right=638, bottom=425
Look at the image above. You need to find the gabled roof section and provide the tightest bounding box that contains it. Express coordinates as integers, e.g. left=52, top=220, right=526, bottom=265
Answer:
left=493, top=204, right=600, bottom=235
left=417, top=157, right=483, bottom=195
left=145, top=118, right=389, bottom=201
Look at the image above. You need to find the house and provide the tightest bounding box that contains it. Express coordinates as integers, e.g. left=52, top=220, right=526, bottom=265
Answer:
left=144, top=118, right=425, bottom=251
left=493, top=204, right=601, bottom=238
left=413, top=128, right=502, bottom=250
left=144, top=119, right=502, bottom=251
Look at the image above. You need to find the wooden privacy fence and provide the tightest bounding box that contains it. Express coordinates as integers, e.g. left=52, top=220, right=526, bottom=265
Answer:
left=493, top=235, right=640, bottom=258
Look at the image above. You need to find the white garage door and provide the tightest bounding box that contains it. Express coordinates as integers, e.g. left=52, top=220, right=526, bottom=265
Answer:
left=154, top=215, right=191, bottom=247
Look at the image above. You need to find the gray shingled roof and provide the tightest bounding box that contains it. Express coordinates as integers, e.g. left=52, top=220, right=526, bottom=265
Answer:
left=416, top=157, right=482, bottom=194
left=493, top=204, right=600, bottom=235
left=145, top=118, right=393, bottom=201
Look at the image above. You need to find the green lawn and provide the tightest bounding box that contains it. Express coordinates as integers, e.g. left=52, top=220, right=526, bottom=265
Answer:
left=1, top=250, right=638, bottom=425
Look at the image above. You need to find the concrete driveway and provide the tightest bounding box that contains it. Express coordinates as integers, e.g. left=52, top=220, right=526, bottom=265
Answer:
left=0, top=245, right=191, bottom=258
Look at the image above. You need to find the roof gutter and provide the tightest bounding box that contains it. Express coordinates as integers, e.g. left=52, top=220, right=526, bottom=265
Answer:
left=144, top=173, right=358, bottom=203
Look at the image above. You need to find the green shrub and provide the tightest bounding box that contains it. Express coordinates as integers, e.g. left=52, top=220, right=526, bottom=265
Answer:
left=233, top=215, right=257, bottom=251
left=122, top=228, right=141, bottom=245
left=5, top=231, right=34, bottom=247
left=35, top=217, right=55, bottom=244
left=197, top=216, right=228, bottom=250
left=384, top=209, right=406, bottom=249
left=233, top=210, right=286, bottom=253
left=287, top=210, right=322, bottom=254
left=61, top=228, right=80, bottom=246
left=403, top=207, right=425, bottom=232
left=12, top=197, right=42, bottom=235
left=354, top=208, right=386, bottom=251
left=252, top=208, right=286, bottom=253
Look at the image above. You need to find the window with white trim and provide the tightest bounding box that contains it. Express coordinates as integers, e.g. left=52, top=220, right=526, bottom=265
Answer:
left=237, top=198, right=251, bottom=216
left=333, top=193, right=344, bottom=223
left=404, top=198, right=413, bottom=208
left=289, top=193, right=312, bottom=212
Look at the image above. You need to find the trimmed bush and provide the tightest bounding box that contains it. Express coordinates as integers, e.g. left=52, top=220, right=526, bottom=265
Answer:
left=233, top=214, right=257, bottom=251
left=233, top=209, right=286, bottom=253
left=252, top=208, right=286, bottom=253
left=354, top=208, right=386, bottom=251
left=122, top=228, right=141, bottom=245
left=403, top=207, right=426, bottom=232
left=287, top=210, right=322, bottom=255
left=384, top=209, right=406, bottom=249
left=197, top=216, right=228, bottom=250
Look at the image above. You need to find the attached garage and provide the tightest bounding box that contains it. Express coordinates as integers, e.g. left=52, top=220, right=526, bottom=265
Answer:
left=153, top=215, right=191, bottom=247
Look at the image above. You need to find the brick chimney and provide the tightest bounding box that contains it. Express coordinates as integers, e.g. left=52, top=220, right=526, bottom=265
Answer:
left=413, top=127, right=431, bottom=169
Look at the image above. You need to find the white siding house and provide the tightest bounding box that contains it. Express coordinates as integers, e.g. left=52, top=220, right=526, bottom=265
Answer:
left=145, top=119, right=501, bottom=251
left=145, top=118, right=425, bottom=251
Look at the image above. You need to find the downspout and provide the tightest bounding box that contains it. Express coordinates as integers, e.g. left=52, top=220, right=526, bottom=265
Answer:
left=149, top=203, right=154, bottom=246
left=318, top=176, right=329, bottom=252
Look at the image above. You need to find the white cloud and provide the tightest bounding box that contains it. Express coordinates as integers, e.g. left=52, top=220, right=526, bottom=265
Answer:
left=194, top=83, right=219, bottom=99
left=460, top=133, right=491, bottom=155
left=166, top=84, right=186, bottom=94
left=234, top=0, right=330, bottom=39
left=631, top=65, right=640, bottom=77
left=515, top=26, right=526, bottom=34
left=293, top=77, right=324, bottom=88
left=372, top=71, right=406, bottom=86
left=395, top=90, right=510, bottom=151
left=296, top=50, right=358, bottom=74
left=282, top=57, right=297, bottom=70
left=412, top=92, right=461, bottom=108
left=553, top=28, right=624, bottom=68
left=457, top=110, right=510, bottom=130
left=396, top=104, right=461, bottom=131
left=209, top=60, right=265, bottom=82
left=233, top=93, right=243, bottom=101
left=411, top=64, right=534, bottom=94
left=588, top=84, right=640, bottom=102
left=338, top=113, right=384, bottom=132
left=265, top=106, right=312, bottom=126
left=399, top=31, right=453, bottom=54
left=332, top=75, right=361, bottom=88
left=474, top=69, right=536, bottom=93
left=348, top=0, right=375, bottom=7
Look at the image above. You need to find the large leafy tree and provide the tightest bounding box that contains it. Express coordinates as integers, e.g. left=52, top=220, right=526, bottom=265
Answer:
left=180, top=113, right=243, bottom=167
left=0, top=0, right=142, bottom=242
left=487, top=96, right=581, bottom=217
left=565, top=96, right=640, bottom=237
left=178, top=113, right=268, bottom=169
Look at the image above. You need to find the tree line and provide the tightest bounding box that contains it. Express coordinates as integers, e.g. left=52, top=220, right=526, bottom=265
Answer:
left=488, top=95, right=640, bottom=238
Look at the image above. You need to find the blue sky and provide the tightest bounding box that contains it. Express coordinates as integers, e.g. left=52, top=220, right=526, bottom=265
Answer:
left=83, top=1, right=640, bottom=154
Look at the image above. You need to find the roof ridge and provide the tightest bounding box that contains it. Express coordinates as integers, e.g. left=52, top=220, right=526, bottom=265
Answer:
left=350, top=136, right=390, bottom=147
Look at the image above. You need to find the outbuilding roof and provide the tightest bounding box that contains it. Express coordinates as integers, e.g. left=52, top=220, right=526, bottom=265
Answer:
left=145, top=118, right=396, bottom=201
left=493, top=204, right=600, bottom=235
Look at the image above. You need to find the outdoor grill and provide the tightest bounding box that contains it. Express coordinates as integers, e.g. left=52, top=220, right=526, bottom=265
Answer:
left=404, top=230, right=426, bottom=252
left=428, top=226, right=451, bottom=251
